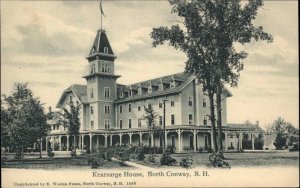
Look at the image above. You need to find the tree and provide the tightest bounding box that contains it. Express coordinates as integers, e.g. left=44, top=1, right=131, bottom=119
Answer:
left=142, top=105, right=159, bottom=154
left=1, top=83, right=48, bottom=158
left=60, top=100, right=81, bottom=153
left=266, top=117, right=298, bottom=149
left=151, top=0, right=272, bottom=154
left=273, top=133, right=287, bottom=150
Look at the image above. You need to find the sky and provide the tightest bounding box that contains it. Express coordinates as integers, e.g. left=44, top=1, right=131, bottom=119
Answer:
left=1, top=0, right=298, bottom=129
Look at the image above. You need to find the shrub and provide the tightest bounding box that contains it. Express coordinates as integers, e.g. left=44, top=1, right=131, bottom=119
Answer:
left=180, top=155, right=193, bottom=168
left=113, top=146, right=130, bottom=165
left=148, top=154, right=156, bottom=163
left=137, top=151, right=145, bottom=161
left=160, top=152, right=177, bottom=166
left=86, top=147, right=105, bottom=168
left=208, top=152, right=230, bottom=168
left=167, top=146, right=176, bottom=154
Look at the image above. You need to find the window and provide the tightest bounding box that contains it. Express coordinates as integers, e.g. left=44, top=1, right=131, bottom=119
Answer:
left=104, top=105, right=110, bottom=114
left=188, top=96, right=193, bottom=106
left=129, top=119, right=132, bottom=129
left=119, top=105, right=123, bottom=113
left=138, top=87, right=142, bottom=95
left=128, top=104, right=132, bottom=112
left=91, top=106, right=94, bottom=115
left=203, top=116, right=208, bottom=125
left=129, top=89, right=133, bottom=97
left=90, top=88, right=94, bottom=98
left=119, top=91, right=123, bottom=98
left=90, top=63, right=96, bottom=73
left=104, top=119, right=110, bottom=129
left=104, top=87, right=110, bottom=98
left=159, top=101, right=163, bottom=108
left=203, top=97, right=207, bottom=107
left=101, top=61, right=111, bottom=73
left=119, top=120, right=123, bottom=129
left=159, top=116, right=163, bottom=126
left=138, top=118, right=142, bottom=128
left=159, top=82, right=163, bottom=91
left=138, top=106, right=141, bottom=111
left=230, top=135, right=233, bottom=139
left=171, top=114, right=175, bottom=125
left=69, top=96, right=73, bottom=102
left=170, top=80, right=175, bottom=89
left=148, top=85, right=152, bottom=93
left=91, top=121, right=94, bottom=130
left=188, top=114, right=193, bottom=125
left=104, top=47, right=109, bottom=54
left=53, top=125, right=55, bottom=130
left=171, top=100, right=175, bottom=107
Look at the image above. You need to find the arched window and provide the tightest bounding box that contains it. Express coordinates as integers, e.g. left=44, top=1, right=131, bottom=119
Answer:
left=104, top=47, right=109, bottom=54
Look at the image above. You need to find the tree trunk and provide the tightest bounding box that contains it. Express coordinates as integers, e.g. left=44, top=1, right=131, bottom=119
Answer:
left=153, top=132, right=156, bottom=155
left=208, top=91, right=218, bottom=152
left=216, top=84, right=223, bottom=153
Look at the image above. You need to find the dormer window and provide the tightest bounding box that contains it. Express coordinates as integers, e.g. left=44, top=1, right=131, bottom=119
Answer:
left=129, top=89, right=133, bottom=97
left=104, top=47, right=109, bottom=54
left=170, top=80, right=175, bottom=89
left=147, top=84, right=152, bottom=93
left=138, top=86, right=142, bottom=95
left=69, top=96, right=73, bottom=102
left=119, top=91, right=124, bottom=98
left=159, top=82, right=163, bottom=91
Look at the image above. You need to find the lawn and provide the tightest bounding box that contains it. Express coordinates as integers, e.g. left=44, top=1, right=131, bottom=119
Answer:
left=2, top=151, right=298, bottom=169
left=1, top=155, right=134, bottom=170
left=133, top=151, right=299, bottom=168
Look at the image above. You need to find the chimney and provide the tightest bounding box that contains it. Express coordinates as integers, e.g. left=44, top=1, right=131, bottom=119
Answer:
left=49, top=106, right=52, bottom=113
left=256, top=121, right=259, bottom=126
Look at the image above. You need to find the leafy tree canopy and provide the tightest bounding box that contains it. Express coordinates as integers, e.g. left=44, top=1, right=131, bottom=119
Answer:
left=1, top=83, right=48, bottom=150
left=60, top=100, right=81, bottom=136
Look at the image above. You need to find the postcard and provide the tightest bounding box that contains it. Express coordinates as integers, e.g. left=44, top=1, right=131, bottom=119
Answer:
left=1, top=0, right=299, bottom=187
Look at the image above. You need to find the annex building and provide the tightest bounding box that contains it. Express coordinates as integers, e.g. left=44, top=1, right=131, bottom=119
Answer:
left=46, top=28, right=264, bottom=153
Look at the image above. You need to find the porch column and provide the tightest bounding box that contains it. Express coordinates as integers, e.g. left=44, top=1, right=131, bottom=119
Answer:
left=81, top=135, right=84, bottom=149
left=210, top=131, right=214, bottom=149
left=51, top=136, right=54, bottom=149
left=150, top=133, right=154, bottom=147
left=239, top=133, right=243, bottom=150
left=119, top=133, right=123, bottom=146
left=193, top=130, right=197, bottom=151
left=104, top=135, right=108, bottom=148
left=225, top=132, right=228, bottom=151
left=45, top=137, right=48, bottom=152
left=110, top=135, right=113, bottom=146
left=78, top=134, right=82, bottom=149
left=40, top=138, right=43, bottom=152
left=129, top=133, right=132, bottom=146
left=89, top=133, right=93, bottom=153
left=96, top=135, right=100, bottom=148
left=165, top=131, right=168, bottom=149
left=139, top=132, right=142, bottom=145
left=58, top=135, right=62, bottom=151
left=66, top=135, right=69, bottom=151
left=176, top=129, right=182, bottom=152
left=251, top=133, right=255, bottom=150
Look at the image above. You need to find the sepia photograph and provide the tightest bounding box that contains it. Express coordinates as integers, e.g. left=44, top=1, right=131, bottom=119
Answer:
left=1, top=0, right=299, bottom=187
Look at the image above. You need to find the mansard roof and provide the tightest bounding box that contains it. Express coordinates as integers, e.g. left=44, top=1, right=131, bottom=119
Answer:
left=87, top=29, right=116, bottom=59
left=115, top=72, right=190, bottom=103
left=56, top=84, right=87, bottom=108
left=115, top=72, right=233, bottom=103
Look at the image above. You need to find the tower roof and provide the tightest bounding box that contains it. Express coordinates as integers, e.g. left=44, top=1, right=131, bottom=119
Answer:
left=87, top=29, right=115, bottom=59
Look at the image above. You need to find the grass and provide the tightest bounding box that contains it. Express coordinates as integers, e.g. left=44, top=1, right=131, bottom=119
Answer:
left=132, top=151, right=299, bottom=168
left=2, top=155, right=134, bottom=170
left=2, top=151, right=299, bottom=169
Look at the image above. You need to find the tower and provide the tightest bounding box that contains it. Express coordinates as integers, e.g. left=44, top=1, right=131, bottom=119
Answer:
left=83, top=29, right=120, bottom=130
